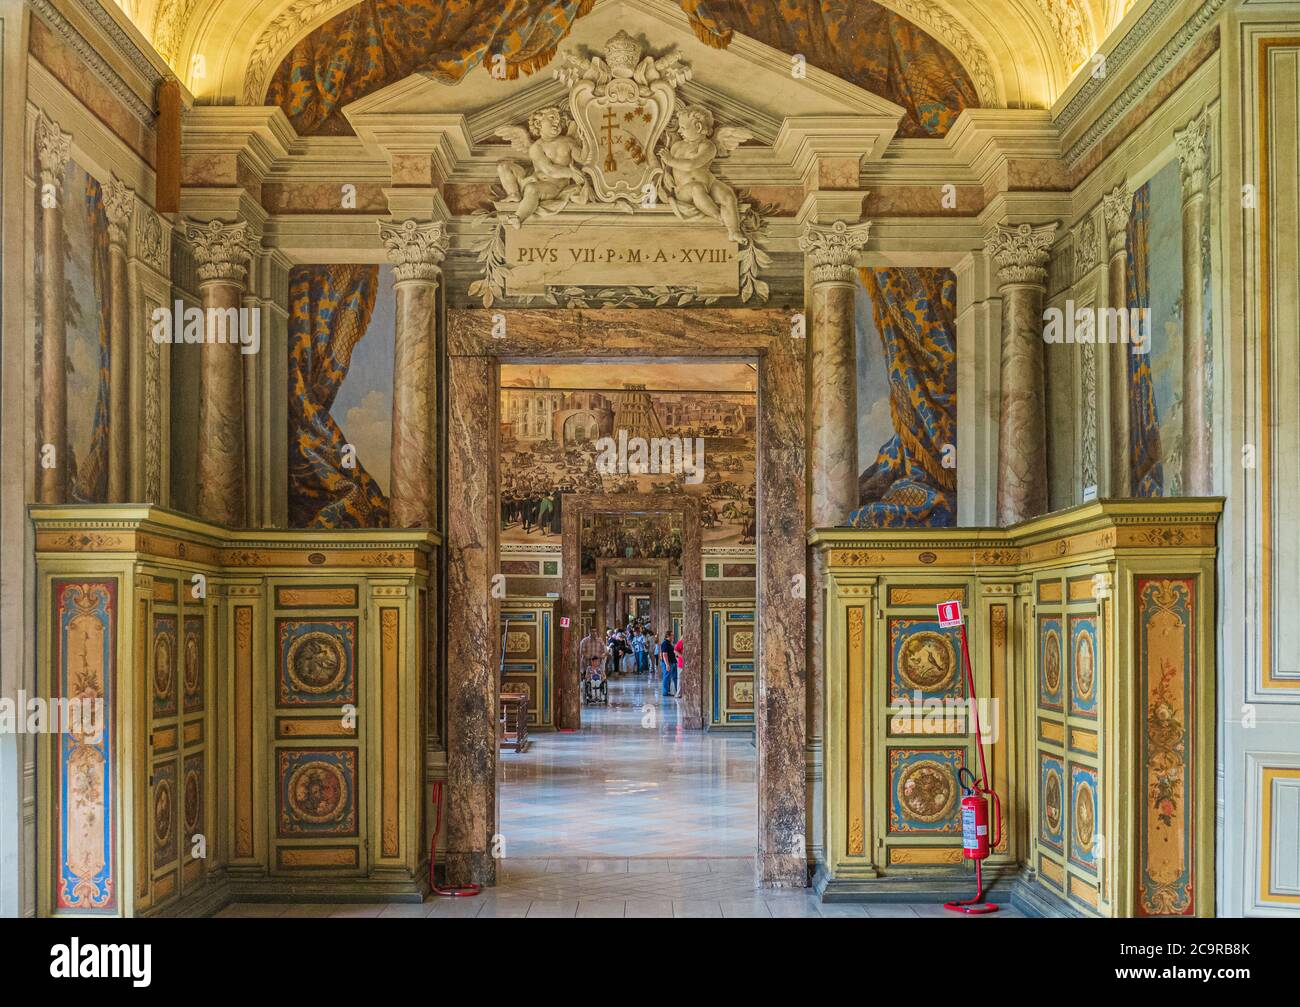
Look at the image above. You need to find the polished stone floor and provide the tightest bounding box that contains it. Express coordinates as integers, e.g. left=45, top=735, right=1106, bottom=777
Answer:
left=498, top=671, right=756, bottom=858
left=214, top=675, right=1020, bottom=917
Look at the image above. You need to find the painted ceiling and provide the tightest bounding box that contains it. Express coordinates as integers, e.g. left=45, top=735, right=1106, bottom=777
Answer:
left=108, top=0, right=1143, bottom=115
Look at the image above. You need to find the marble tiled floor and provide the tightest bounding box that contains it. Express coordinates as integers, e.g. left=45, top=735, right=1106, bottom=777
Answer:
left=498, top=672, right=756, bottom=858
left=213, top=675, right=1021, bottom=917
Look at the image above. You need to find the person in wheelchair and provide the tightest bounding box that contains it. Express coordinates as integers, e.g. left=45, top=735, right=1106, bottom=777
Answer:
left=582, top=655, right=608, bottom=704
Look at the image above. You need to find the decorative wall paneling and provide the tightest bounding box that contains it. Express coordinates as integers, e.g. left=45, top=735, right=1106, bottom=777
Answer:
left=497, top=598, right=557, bottom=729
left=706, top=602, right=756, bottom=729
left=33, top=506, right=436, bottom=915
left=814, top=499, right=1219, bottom=915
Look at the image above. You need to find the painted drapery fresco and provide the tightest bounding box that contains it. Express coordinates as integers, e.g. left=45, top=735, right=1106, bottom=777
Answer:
left=679, top=0, right=977, bottom=137
left=499, top=363, right=755, bottom=546
left=287, top=264, right=392, bottom=528
left=266, top=0, right=976, bottom=139
left=35, top=163, right=112, bottom=503
left=1127, top=182, right=1165, bottom=497
left=850, top=267, right=957, bottom=527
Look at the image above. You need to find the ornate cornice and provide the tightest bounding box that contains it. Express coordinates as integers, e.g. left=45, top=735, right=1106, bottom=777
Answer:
left=103, top=174, right=135, bottom=248
left=1174, top=106, right=1211, bottom=198
left=798, top=220, right=872, bottom=285
left=1102, top=182, right=1130, bottom=256
left=986, top=221, right=1058, bottom=287
left=35, top=112, right=72, bottom=188
left=186, top=218, right=255, bottom=284
left=1062, top=0, right=1226, bottom=166
left=28, top=0, right=155, bottom=126
left=379, top=219, right=448, bottom=283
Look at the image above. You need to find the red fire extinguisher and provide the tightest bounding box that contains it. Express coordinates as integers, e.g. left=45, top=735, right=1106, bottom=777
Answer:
left=937, top=601, right=1003, bottom=914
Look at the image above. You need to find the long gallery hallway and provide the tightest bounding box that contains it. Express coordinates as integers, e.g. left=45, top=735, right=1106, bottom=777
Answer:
left=499, top=673, right=755, bottom=859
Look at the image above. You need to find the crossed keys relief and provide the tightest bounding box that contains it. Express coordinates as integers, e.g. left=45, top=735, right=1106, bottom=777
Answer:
left=493, top=30, right=752, bottom=244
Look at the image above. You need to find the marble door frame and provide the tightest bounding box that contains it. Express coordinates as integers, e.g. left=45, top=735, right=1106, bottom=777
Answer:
left=594, top=558, right=669, bottom=636
left=572, top=502, right=699, bottom=728
left=445, top=307, right=806, bottom=888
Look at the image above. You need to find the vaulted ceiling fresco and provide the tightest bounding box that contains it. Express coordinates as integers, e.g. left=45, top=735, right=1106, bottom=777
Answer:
left=113, top=0, right=1135, bottom=114
left=262, top=0, right=978, bottom=137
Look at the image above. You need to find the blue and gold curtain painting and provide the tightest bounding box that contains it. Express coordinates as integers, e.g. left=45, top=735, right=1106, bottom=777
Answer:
left=287, top=264, right=390, bottom=528
left=267, top=0, right=976, bottom=139
left=849, top=267, right=957, bottom=528
left=680, top=0, right=977, bottom=137
left=1126, top=183, right=1164, bottom=497
left=266, top=0, right=598, bottom=135
left=71, top=174, right=111, bottom=504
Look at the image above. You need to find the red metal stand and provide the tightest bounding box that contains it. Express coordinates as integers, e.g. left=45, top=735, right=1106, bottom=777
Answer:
left=428, top=780, right=481, bottom=897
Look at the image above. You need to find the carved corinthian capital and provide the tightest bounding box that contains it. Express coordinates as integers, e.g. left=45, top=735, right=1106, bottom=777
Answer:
left=986, top=221, right=1058, bottom=287
left=1175, top=106, right=1210, bottom=199
left=379, top=219, right=448, bottom=283
left=186, top=218, right=255, bottom=284
left=103, top=174, right=135, bottom=248
left=35, top=112, right=72, bottom=189
left=799, top=219, right=872, bottom=285
left=1102, top=182, right=1131, bottom=256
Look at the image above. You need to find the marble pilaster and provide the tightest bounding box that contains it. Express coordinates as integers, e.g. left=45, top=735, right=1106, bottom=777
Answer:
left=380, top=219, right=447, bottom=527
left=36, top=113, right=71, bottom=503
left=187, top=218, right=254, bottom=528
left=800, top=220, right=870, bottom=527
left=1102, top=183, right=1132, bottom=496
left=1176, top=110, right=1211, bottom=496
left=444, top=353, right=499, bottom=886
left=987, top=221, right=1057, bottom=526
left=103, top=175, right=134, bottom=503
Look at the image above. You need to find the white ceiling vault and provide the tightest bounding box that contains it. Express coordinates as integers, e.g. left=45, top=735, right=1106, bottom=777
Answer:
left=110, top=0, right=1141, bottom=113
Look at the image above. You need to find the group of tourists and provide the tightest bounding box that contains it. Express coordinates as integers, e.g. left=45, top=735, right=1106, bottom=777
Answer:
left=578, top=618, right=683, bottom=702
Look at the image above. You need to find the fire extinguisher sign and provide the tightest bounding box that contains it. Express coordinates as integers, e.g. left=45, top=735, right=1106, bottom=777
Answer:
left=936, top=600, right=963, bottom=628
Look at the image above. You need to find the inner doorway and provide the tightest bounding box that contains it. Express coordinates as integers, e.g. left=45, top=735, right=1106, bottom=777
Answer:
left=497, top=359, right=756, bottom=863
left=445, top=306, right=807, bottom=887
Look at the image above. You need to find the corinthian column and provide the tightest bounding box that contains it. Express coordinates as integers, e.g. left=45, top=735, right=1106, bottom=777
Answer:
left=187, top=218, right=254, bottom=527
left=103, top=175, right=134, bottom=502
left=1102, top=183, right=1132, bottom=497
left=36, top=113, right=71, bottom=503
left=987, top=221, right=1057, bottom=525
left=799, top=219, right=871, bottom=527
left=380, top=219, right=448, bottom=528
left=1176, top=109, right=1211, bottom=495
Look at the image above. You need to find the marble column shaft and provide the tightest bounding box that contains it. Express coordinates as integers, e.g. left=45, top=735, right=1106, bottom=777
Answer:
left=1177, top=112, right=1211, bottom=495
left=445, top=353, right=499, bottom=886
left=36, top=114, right=71, bottom=503
left=381, top=219, right=447, bottom=527
left=987, top=222, right=1057, bottom=526
left=187, top=219, right=253, bottom=527
left=104, top=176, right=134, bottom=502
left=1103, top=184, right=1132, bottom=497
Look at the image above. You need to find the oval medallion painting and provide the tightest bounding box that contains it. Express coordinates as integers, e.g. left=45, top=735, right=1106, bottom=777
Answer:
left=1075, top=631, right=1095, bottom=701
left=183, top=630, right=201, bottom=696
left=1044, top=769, right=1063, bottom=834
left=286, top=632, right=347, bottom=695
left=288, top=761, right=347, bottom=825
left=1075, top=780, right=1095, bottom=852
left=899, top=631, right=957, bottom=692
left=896, top=759, right=957, bottom=824
left=1042, top=628, right=1062, bottom=695
left=184, top=769, right=201, bottom=834
left=153, top=631, right=175, bottom=702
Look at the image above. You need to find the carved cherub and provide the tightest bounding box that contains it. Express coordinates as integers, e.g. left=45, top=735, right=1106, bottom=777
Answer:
left=657, top=105, right=751, bottom=243
left=495, top=106, right=592, bottom=228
